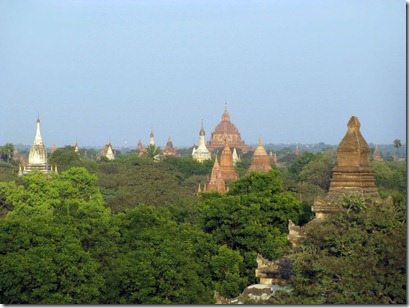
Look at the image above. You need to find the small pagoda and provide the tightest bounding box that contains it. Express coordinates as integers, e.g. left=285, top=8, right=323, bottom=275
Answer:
left=163, top=136, right=177, bottom=156
left=373, top=144, right=383, bottom=161
left=192, top=122, right=212, bottom=162
left=23, top=117, right=51, bottom=175
left=247, top=136, right=272, bottom=175
left=219, top=140, right=239, bottom=181
left=205, top=156, right=226, bottom=193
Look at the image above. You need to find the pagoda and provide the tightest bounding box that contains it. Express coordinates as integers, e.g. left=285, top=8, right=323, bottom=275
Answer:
left=100, top=143, right=115, bottom=160
left=74, top=139, right=79, bottom=153
left=373, top=144, right=383, bottom=161
left=327, top=116, right=379, bottom=197
left=219, top=141, right=239, bottom=181
left=23, top=116, right=51, bottom=175
left=137, top=139, right=145, bottom=151
left=311, top=116, right=380, bottom=220
left=12, top=148, right=19, bottom=161
left=192, top=122, right=212, bottom=162
left=149, top=131, right=155, bottom=146
left=232, top=147, right=240, bottom=166
left=205, top=156, right=226, bottom=193
left=206, top=105, right=248, bottom=153
left=163, top=136, right=177, bottom=156
left=247, top=136, right=272, bottom=175
left=269, top=151, right=279, bottom=167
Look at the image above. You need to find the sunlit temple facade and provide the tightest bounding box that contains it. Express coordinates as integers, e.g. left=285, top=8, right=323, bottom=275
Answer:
left=192, top=122, right=212, bottom=162
left=206, top=105, right=248, bottom=153
left=23, top=117, right=51, bottom=175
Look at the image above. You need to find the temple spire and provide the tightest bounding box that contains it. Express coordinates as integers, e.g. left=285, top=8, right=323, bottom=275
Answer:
left=149, top=130, right=155, bottom=145
left=222, top=104, right=230, bottom=122
left=33, top=116, right=43, bottom=145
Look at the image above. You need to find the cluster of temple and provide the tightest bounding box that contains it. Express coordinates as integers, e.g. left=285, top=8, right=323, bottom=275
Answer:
left=215, top=115, right=384, bottom=304
left=18, top=106, right=385, bottom=188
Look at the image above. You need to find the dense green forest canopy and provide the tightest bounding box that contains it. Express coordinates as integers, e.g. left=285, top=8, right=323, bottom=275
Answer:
left=0, top=145, right=406, bottom=304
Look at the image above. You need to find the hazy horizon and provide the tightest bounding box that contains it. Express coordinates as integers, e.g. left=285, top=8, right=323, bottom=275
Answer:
left=0, top=0, right=405, bottom=148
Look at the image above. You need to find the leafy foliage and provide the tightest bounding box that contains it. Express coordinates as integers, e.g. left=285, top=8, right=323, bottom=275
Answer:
left=0, top=143, right=15, bottom=162
left=104, top=205, right=215, bottom=304
left=272, top=194, right=406, bottom=304
left=0, top=168, right=115, bottom=304
left=199, top=170, right=310, bottom=296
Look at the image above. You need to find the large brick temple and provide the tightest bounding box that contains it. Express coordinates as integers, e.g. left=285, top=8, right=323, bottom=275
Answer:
left=206, top=105, right=248, bottom=153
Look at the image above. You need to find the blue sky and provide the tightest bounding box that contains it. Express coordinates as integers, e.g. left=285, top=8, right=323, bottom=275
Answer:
left=0, top=0, right=406, bottom=148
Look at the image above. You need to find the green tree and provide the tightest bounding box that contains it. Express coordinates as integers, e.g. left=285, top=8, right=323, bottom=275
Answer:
left=142, top=144, right=161, bottom=161
left=0, top=143, right=14, bottom=162
left=272, top=194, right=406, bottom=304
left=393, top=139, right=401, bottom=159
left=104, top=205, right=214, bottom=304
left=298, top=148, right=336, bottom=190
left=211, top=245, right=248, bottom=298
left=0, top=168, right=116, bottom=304
left=288, top=151, right=317, bottom=179
left=199, top=170, right=310, bottom=295
left=49, top=146, right=82, bottom=170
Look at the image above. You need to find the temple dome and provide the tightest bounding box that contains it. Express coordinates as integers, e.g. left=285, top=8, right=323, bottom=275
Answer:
left=207, top=105, right=247, bottom=152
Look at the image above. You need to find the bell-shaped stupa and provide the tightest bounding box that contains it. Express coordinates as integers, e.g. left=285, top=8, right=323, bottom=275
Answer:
left=246, top=136, right=272, bottom=175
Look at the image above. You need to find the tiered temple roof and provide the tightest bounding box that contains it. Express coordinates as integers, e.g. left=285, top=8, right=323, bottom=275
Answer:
left=206, top=105, right=248, bottom=153
left=219, top=141, right=239, bottom=181
left=327, top=116, right=379, bottom=196
left=205, top=156, right=226, bottom=193
left=163, top=136, right=177, bottom=156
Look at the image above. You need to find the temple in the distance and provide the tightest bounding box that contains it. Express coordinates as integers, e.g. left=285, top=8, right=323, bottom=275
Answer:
left=192, top=122, right=212, bottom=162
left=216, top=116, right=384, bottom=304
left=22, top=117, right=51, bottom=175
left=206, top=105, right=248, bottom=153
